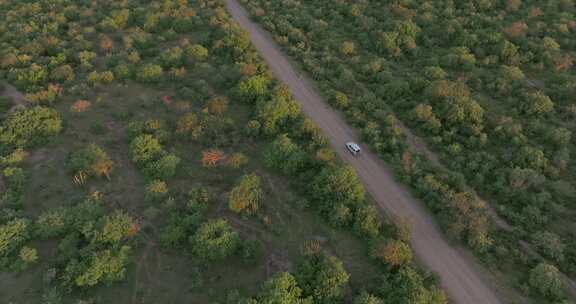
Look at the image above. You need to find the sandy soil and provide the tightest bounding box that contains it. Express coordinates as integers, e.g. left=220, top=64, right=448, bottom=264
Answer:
left=225, top=1, right=505, bottom=303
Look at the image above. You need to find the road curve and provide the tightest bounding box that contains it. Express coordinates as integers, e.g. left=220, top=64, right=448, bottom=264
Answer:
left=224, top=1, right=503, bottom=303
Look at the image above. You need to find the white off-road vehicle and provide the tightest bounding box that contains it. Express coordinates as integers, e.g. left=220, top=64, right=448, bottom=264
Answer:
left=345, top=142, right=361, bottom=156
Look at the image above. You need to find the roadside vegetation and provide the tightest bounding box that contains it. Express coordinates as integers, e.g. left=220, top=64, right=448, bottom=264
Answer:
left=239, top=0, right=576, bottom=302
left=0, top=0, right=446, bottom=303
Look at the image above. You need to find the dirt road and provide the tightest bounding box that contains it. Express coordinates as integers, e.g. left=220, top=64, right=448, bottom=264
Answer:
left=225, top=1, right=504, bottom=303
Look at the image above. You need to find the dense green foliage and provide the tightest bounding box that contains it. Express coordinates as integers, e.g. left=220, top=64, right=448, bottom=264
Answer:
left=0, top=0, right=447, bottom=302
left=295, top=250, right=350, bottom=304
left=240, top=0, right=576, bottom=301
left=0, top=107, right=62, bottom=149
left=229, top=173, right=263, bottom=215
left=190, top=219, right=240, bottom=262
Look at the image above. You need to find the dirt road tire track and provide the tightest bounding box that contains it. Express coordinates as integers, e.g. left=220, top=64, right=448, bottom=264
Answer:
left=225, top=1, right=504, bottom=303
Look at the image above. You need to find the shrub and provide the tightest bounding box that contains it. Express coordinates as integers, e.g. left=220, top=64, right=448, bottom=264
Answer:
left=0, top=107, right=62, bottom=148
left=371, top=239, right=413, bottom=267
left=265, top=134, right=309, bottom=175
left=238, top=75, right=271, bottom=102
left=129, top=134, right=163, bottom=165
left=529, top=263, right=565, bottom=300
left=0, top=218, right=30, bottom=258
left=143, top=153, right=181, bottom=179
left=69, top=144, right=114, bottom=179
left=35, top=208, right=67, bottom=238
left=532, top=231, right=565, bottom=263
left=145, top=180, right=168, bottom=202
left=73, top=246, right=131, bottom=287
left=190, top=219, right=240, bottom=262
left=187, top=44, right=209, bottom=61
left=295, top=251, right=350, bottom=304
left=353, top=292, right=383, bottom=304
left=256, top=272, right=307, bottom=303
left=137, top=64, right=164, bottom=83
left=522, top=92, right=554, bottom=115
left=310, top=165, right=365, bottom=215
left=229, top=173, right=262, bottom=215
left=97, top=211, right=137, bottom=244
left=244, top=120, right=261, bottom=137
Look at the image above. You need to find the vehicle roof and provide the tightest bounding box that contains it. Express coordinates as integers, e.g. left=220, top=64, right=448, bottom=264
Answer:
left=346, top=142, right=361, bottom=150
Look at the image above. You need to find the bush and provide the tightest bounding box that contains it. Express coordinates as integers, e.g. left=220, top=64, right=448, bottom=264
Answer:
left=0, top=106, right=62, bottom=148
left=137, top=64, right=164, bottom=83
left=35, top=208, right=67, bottom=238
left=295, top=251, right=349, bottom=304
left=190, top=219, right=240, bottom=262
left=73, top=246, right=132, bottom=287
left=229, top=173, right=262, bottom=215
left=187, top=44, right=209, bottom=61
left=129, top=134, right=163, bottom=165
left=310, top=165, right=365, bottom=215
left=353, top=292, right=383, bottom=304
left=532, top=231, right=565, bottom=263
left=529, top=263, right=565, bottom=300
left=143, top=153, right=181, bottom=179
left=370, top=239, right=413, bottom=267
left=145, top=180, right=168, bottom=202
left=0, top=218, right=30, bottom=258
left=256, top=272, right=308, bottom=303
left=69, top=144, right=113, bottom=179
left=238, top=75, right=271, bottom=102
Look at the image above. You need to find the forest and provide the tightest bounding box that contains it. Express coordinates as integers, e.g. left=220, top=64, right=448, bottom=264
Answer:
left=238, top=0, right=576, bottom=303
left=0, top=0, right=448, bottom=303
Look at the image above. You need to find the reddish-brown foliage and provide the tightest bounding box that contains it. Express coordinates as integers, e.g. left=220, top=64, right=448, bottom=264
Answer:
left=202, top=150, right=224, bottom=167
left=504, top=21, right=528, bottom=38
left=70, top=100, right=92, bottom=112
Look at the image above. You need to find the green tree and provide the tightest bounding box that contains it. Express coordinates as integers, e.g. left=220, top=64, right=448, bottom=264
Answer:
left=130, top=134, right=163, bottom=165
left=371, top=239, right=413, bottom=267
left=229, top=173, right=262, bottom=215
left=353, top=292, right=383, bottom=304
left=18, top=246, right=38, bottom=265
left=532, top=231, right=565, bottom=263
left=176, top=112, right=203, bottom=140
left=379, top=31, right=401, bottom=56
left=238, top=75, right=271, bottom=102
left=295, top=251, right=349, bottom=304
left=187, top=44, right=209, bottom=61
left=341, top=41, right=356, bottom=56
left=257, top=272, right=309, bottom=304
left=353, top=205, right=381, bottom=239
left=0, top=106, right=62, bottom=148
left=137, top=64, right=164, bottom=83
left=97, top=211, right=135, bottom=244
left=190, top=219, right=240, bottom=261
left=522, top=92, right=554, bottom=115
left=35, top=208, right=67, bottom=238
left=529, top=263, right=565, bottom=300
left=380, top=266, right=430, bottom=304
left=265, top=134, right=308, bottom=175
left=515, top=146, right=549, bottom=171
left=160, top=46, right=184, bottom=68
left=311, top=165, right=365, bottom=212
left=333, top=91, right=350, bottom=109
left=256, top=87, right=301, bottom=135
left=145, top=180, right=168, bottom=202
left=74, top=246, right=131, bottom=287
left=188, top=185, right=211, bottom=210
left=69, top=144, right=113, bottom=179
left=0, top=218, right=30, bottom=259
left=144, top=153, right=181, bottom=179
